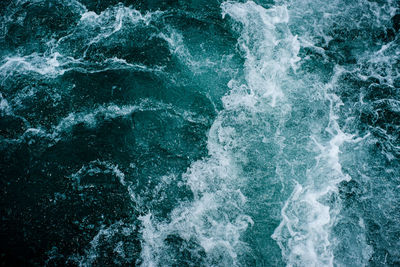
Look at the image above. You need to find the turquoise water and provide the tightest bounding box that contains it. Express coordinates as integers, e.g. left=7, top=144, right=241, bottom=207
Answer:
left=0, top=0, right=399, bottom=266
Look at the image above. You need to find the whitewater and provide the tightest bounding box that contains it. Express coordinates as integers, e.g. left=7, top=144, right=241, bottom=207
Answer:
left=0, top=0, right=399, bottom=266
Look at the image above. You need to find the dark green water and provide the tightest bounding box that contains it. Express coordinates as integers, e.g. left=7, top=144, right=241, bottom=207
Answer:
left=0, top=0, right=399, bottom=266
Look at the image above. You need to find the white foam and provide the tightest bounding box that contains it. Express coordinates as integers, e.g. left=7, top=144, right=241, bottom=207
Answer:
left=0, top=52, right=161, bottom=81
left=221, top=1, right=300, bottom=108
left=139, top=1, right=300, bottom=265
left=271, top=65, right=372, bottom=266
left=0, top=53, right=65, bottom=77
left=69, top=160, right=127, bottom=188
left=71, top=221, right=136, bottom=266
left=261, top=0, right=398, bottom=264
left=77, top=5, right=164, bottom=58
left=0, top=4, right=165, bottom=81
left=158, top=27, right=219, bottom=73
left=0, top=92, right=11, bottom=115
left=50, top=99, right=187, bottom=137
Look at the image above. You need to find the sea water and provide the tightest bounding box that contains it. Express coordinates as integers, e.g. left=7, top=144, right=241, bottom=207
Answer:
left=0, top=0, right=399, bottom=266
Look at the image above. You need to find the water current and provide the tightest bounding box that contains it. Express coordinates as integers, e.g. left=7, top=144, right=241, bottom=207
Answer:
left=1, top=0, right=399, bottom=266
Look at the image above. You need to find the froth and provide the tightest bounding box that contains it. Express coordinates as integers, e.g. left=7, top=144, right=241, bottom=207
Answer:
left=139, top=1, right=300, bottom=266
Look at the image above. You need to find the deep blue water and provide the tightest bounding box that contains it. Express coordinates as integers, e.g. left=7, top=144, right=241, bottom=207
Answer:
left=1, top=0, right=399, bottom=266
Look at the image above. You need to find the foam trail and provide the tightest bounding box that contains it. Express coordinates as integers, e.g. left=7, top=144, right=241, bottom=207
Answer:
left=0, top=52, right=161, bottom=81
left=138, top=1, right=300, bottom=266
left=0, top=4, right=165, bottom=82
left=267, top=0, right=398, bottom=264
left=271, top=67, right=368, bottom=266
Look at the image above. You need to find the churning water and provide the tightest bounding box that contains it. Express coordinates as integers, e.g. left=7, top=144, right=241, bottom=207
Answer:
left=1, top=0, right=399, bottom=266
